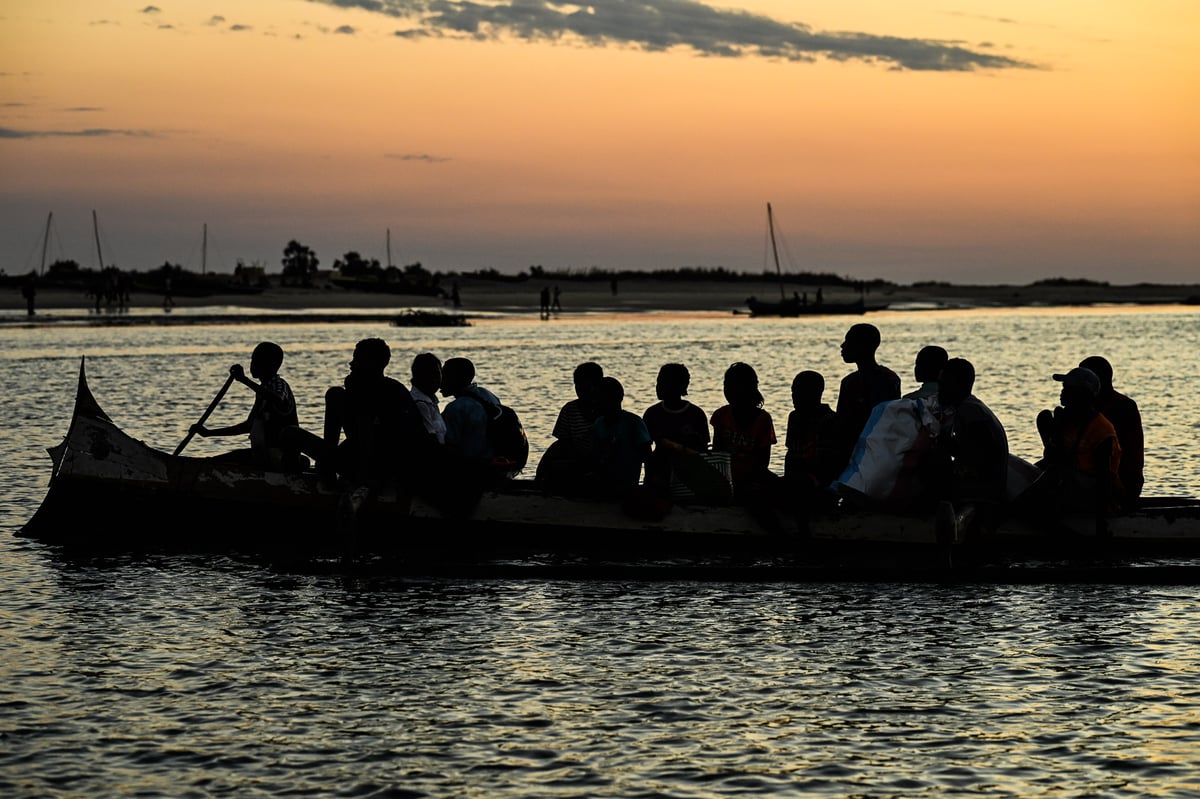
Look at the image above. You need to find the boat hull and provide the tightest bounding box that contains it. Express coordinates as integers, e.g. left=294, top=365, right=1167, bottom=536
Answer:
left=19, top=360, right=1200, bottom=574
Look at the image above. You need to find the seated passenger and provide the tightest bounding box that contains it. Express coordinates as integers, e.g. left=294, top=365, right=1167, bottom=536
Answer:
left=536, top=361, right=604, bottom=494
left=1079, top=355, right=1143, bottom=507
left=903, top=345, right=948, bottom=401
left=711, top=362, right=777, bottom=501
left=410, top=352, right=446, bottom=445
left=642, top=362, right=710, bottom=493
left=293, top=338, right=428, bottom=489
left=440, top=357, right=514, bottom=487
left=835, top=323, right=901, bottom=470
left=190, top=341, right=301, bottom=469
left=932, top=358, right=1009, bottom=506
left=1035, top=366, right=1123, bottom=514
left=590, top=376, right=653, bottom=499
left=784, top=370, right=842, bottom=491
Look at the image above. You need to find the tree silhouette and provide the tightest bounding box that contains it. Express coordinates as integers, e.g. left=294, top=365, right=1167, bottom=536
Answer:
left=282, top=240, right=319, bottom=287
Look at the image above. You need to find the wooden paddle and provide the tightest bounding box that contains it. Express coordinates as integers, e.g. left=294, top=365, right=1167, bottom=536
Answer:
left=173, top=373, right=236, bottom=456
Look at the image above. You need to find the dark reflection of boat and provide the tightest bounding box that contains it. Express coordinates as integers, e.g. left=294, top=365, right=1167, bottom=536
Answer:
left=19, top=360, right=1200, bottom=578
left=745, top=295, right=873, bottom=317
left=392, top=310, right=470, bottom=327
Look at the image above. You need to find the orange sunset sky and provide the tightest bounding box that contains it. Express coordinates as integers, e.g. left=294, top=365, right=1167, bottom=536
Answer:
left=1, top=1, right=1197, bottom=283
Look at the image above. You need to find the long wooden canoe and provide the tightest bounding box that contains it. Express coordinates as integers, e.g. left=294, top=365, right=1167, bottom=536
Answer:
left=18, top=360, right=1200, bottom=576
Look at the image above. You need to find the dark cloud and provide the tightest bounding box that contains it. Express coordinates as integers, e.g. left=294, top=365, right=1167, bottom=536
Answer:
left=229, top=24, right=252, bottom=32
left=311, top=0, right=1035, bottom=71
left=334, top=24, right=356, bottom=34
left=0, top=127, right=155, bottom=139
left=207, top=15, right=226, bottom=25
left=141, top=5, right=161, bottom=13
left=386, top=152, right=450, bottom=162
left=63, top=106, right=104, bottom=112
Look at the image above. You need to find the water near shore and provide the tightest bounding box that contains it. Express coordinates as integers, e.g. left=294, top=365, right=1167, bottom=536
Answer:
left=2, top=306, right=1199, bottom=797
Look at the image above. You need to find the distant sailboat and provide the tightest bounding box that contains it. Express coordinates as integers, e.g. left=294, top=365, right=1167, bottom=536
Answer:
left=744, top=203, right=870, bottom=318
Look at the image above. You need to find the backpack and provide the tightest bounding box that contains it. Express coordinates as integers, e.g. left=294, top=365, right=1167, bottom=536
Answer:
left=464, top=393, right=529, bottom=474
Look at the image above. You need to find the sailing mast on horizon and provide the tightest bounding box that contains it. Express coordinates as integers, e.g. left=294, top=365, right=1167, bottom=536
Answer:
left=92, top=210, right=105, bottom=271
left=767, top=202, right=786, bottom=303
left=40, top=212, right=52, bottom=276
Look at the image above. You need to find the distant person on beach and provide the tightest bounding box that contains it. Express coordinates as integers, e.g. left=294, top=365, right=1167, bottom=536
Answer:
left=552, top=286, right=562, bottom=312
left=903, top=345, right=949, bottom=400
left=410, top=352, right=446, bottom=445
left=642, top=362, right=710, bottom=492
left=1035, top=366, right=1123, bottom=515
left=450, top=281, right=461, bottom=308
left=711, top=362, right=777, bottom=500
left=590, top=376, right=653, bottom=498
left=835, top=323, right=901, bottom=465
left=20, top=272, right=36, bottom=316
left=539, top=286, right=551, bottom=319
left=190, top=341, right=301, bottom=469
left=1079, top=355, right=1143, bottom=506
left=295, top=338, right=427, bottom=487
left=536, top=361, right=604, bottom=494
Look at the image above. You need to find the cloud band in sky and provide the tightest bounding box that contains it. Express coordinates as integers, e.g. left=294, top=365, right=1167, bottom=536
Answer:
left=314, top=0, right=1034, bottom=71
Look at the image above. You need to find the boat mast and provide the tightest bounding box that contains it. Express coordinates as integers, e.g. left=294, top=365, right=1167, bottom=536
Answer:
left=202, top=223, right=207, bottom=276
left=386, top=228, right=393, bottom=268
left=92, top=210, right=104, bottom=271
left=767, top=203, right=784, bottom=302
left=40, top=211, right=52, bottom=276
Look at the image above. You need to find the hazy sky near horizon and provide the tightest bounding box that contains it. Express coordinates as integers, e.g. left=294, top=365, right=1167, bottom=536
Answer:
left=1, top=1, right=1197, bottom=283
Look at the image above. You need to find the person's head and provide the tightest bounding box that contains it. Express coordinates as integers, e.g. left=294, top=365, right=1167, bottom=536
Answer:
left=914, top=345, right=949, bottom=383
left=597, top=376, right=625, bottom=414
left=573, top=361, right=604, bottom=401
left=790, top=370, right=825, bottom=409
left=937, top=358, right=976, bottom=407
left=724, top=362, right=764, bottom=409
left=840, top=323, right=881, bottom=364
left=1078, top=356, right=1114, bottom=393
left=655, top=363, right=691, bottom=402
left=411, top=352, right=442, bottom=395
left=1053, top=366, right=1100, bottom=409
left=441, top=357, right=476, bottom=397
left=250, top=341, right=284, bottom=379
left=350, top=338, right=391, bottom=376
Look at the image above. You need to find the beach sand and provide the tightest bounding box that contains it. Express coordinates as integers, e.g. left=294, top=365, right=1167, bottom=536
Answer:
left=3, top=276, right=1198, bottom=320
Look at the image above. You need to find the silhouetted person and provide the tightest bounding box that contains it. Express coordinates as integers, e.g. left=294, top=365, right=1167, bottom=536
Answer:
left=784, top=370, right=841, bottom=490
left=642, top=362, right=710, bottom=492
left=590, top=376, right=652, bottom=499
left=440, top=356, right=517, bottom=487
left=411, top=352, right=446, bottom=445
left=539, top=286, right=551, bottom=319
left=931, top=358, right=1008, bottom=507
left=21, top=272, right=36, bottom=316
left=835, top=323, right=901, bottom=465
left=537, top=361, right=605, bottom=494
left=191, top=342, right=301, bottom=469
left=450, top=281, right=461, bottom=308
left=904, top=345, right=948, bottom=400
left=1079, top=355, right=1143, bottom=506
left=298, top=338, right=426, bottom=488
left=711, top=362, right=777, bottom=501
left=551, top=285, right=562, bottom=312
left=1035, top=366, right=1123, bottom=516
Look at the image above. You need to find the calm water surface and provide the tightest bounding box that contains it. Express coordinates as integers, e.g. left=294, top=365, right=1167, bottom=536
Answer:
left=2, top=306, right=1199, bottom=797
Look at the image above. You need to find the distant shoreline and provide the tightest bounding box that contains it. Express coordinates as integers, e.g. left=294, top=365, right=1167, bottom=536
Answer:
left=3, top=278, right=1199, bottom=323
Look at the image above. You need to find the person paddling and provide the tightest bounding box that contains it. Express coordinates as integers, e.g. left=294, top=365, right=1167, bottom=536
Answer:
left=190, top=342, right=301, bottom=469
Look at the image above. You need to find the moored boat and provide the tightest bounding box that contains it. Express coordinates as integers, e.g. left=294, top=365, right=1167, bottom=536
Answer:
left=19, top=360, right=1200, bottom=575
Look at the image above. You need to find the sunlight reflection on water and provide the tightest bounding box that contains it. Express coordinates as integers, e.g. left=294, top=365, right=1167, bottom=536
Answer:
left=2, top=307, right=1200, bottom=797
